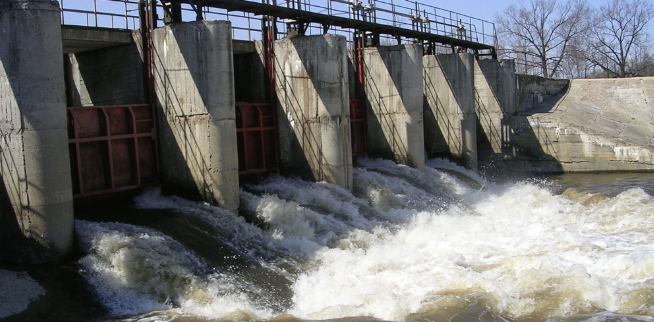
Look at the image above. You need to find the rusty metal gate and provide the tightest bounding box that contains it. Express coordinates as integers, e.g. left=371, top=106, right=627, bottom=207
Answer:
left=350, top=99, right=367, bottom=156
left=67, top=104, right=159, bottom=198
left=236, top=103, right=279, bottom=175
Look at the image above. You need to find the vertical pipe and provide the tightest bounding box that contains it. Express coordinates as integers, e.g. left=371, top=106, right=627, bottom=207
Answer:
left=101, top=108, right=116, bottom=189
left=71, top=111, right=84, bottom=194
left=125, top=0, right=128, bottom=29
left=128, top=106, right=141, bottom=185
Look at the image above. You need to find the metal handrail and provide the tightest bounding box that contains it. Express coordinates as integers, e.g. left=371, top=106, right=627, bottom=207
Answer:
left=59, top=0, right=496, bottom=46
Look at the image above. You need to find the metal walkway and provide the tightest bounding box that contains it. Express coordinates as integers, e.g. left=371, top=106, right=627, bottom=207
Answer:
left=173, top=0, right=496, bottom=55
left=60, top=0, right=496, bottom=56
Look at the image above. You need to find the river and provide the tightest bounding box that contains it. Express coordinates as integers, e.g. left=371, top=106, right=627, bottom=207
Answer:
left=72, top=158, right=654, bottom=322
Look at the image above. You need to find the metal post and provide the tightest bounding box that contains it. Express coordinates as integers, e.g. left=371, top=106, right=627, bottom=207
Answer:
left=125, top=0, right=128, bottom=29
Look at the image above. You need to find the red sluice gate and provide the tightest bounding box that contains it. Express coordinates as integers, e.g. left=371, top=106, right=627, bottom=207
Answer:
left=236, top=103, right=279, bottom=175
left=67, top=104, right=159, bottom=198
left=350, top=99, right=366, bottom=156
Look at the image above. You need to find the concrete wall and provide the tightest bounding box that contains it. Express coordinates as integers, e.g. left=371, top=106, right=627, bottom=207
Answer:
left=515, top=74, right=569, bottom=113
left=364, top=44, right=425, bottom=170
left=64, top=36, right=145, bottom=106
left=152, top=21, right=239, bottom=212
left=0, top=0, right=74, bottom=263
left=423, top=53, right=476, bottom=170
left=475, top=59, right=516, bottom=158
left=505, top=77, right=654, bottom=172
left=234, top=46, right=266, bottom=103
left=274, top=35, right=353, bottom=190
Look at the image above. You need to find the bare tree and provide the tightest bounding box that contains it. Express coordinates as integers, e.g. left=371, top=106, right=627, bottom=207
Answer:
left=587, top=0, right=654, bottom=77
left=495, top=0, right=591, bottom=78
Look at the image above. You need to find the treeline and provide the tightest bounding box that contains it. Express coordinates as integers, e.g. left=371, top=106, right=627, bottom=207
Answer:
left=495, top=0, right=654, bottom=79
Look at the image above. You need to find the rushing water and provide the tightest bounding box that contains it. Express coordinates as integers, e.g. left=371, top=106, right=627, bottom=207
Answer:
left=75, top=158, right=654, bottom=322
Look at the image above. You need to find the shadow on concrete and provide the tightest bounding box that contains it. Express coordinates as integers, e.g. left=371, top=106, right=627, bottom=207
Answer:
left=423, top=70, right=456, bottom=159
left=64, top=43, right=145, bottom=107
left=423, top=54, right=474, bottom=167
left=272, top=38, right=318, bottom=182
left=0, top=170, right=48, bottom=263
left=274, top=35, right=352, bottom=184
left=234, top=52, right=266, bottom=103
left=150, top=21, right=227, bottom=205
left=475, top=64, right=564, bottom=173
left=363, top=45, right=414, bottom=166
left=0, top=17, right=66, bottom=263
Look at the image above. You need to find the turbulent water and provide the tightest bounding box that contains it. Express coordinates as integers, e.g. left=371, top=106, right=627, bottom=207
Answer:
left=75, top=158, right=654, bottom=322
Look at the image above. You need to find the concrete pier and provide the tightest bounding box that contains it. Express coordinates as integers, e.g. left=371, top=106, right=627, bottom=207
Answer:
left=423, top=53, right=477, bottom=170
left=0, top=0, right=74, bottom=262
left=364, top=44, right=425, bottom=170
left=274, top=35, right=353, bottom=190
left=475, top=59, right=516, bottom=158
left=152, top=21, right=239, bottom=212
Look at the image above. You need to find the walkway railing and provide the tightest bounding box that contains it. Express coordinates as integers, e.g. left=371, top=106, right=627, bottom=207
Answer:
left=59, top=0, right=495, bottom=47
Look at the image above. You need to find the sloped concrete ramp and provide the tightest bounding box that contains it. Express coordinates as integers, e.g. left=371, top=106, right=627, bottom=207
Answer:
left=508, top=77, right=654, bottom=172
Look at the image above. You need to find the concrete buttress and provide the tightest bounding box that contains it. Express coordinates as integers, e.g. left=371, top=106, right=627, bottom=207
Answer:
left=423, top=53, right=477, bottom=170
left=274, top=35, right=353, bottom=190
left=475, top=59, right=516, bottom=159
left=0, top=0, right=74, bottom=262
left=152, top=21, right=240, bottom=212
left=364, top=44, right=425, bottom=170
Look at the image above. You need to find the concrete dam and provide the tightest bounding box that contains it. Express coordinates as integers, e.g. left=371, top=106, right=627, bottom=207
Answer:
left=1, top=0, right=653, bottom=266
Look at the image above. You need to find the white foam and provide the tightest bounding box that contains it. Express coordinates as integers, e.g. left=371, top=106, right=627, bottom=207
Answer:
left=76, top=159, right=654, bottom=321
left=76, top=220, right=274, bottom=319
left=289, top=164, right=654, bottom=320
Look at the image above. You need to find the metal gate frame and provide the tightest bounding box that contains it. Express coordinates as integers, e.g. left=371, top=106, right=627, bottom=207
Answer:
left=236, top=103, right=279, bottom=175
left=67, top=104, right=159, bottom=198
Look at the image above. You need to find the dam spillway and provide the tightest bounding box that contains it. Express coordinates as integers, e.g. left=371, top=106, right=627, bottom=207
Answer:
left=2, top=0, right=654, bottom=317
left=1, top=0, right=654, bottom=271
left=42, top=159, right=654, bottom=321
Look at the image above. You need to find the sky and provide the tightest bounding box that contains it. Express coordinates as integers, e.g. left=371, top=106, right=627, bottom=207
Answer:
left=443, top=0, right=654, bottom=41
left=59, top=0, right=654, bottom=42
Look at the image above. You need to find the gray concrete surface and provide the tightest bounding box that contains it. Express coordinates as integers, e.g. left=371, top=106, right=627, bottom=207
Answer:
left=515, top=74, right=569, bottom=113
left=61, top=25, right=134, bottom=54
left=475, top=59, right=516, bottom=159
left=274, top=35, right=353, bottom=190
left=0, top=0, right=74, bottom=263
left=506, top=77, right=654, bottom=172
left=424, top=53, right=477, bottom=170
left=364, top=44, right=425, bottom=170
left=234, top=41, right=266, bottom=103
left=64, top=31, right=145, bottom=107
left=152, top=20, right=240, bottom=212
